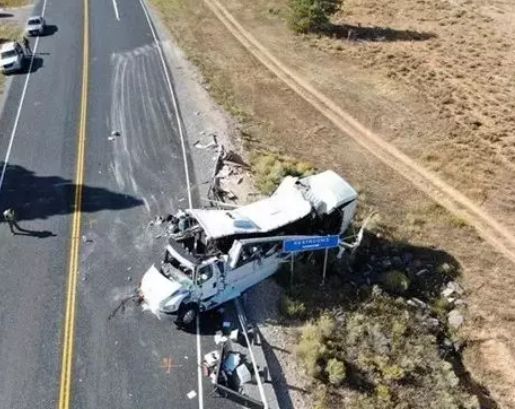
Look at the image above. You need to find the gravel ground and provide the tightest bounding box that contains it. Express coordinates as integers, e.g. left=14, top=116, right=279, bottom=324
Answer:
left=245, top=279, right=314, bottom=409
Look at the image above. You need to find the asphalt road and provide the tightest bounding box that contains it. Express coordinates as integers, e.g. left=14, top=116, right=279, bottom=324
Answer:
left=0, top=0, right=244, bottom=407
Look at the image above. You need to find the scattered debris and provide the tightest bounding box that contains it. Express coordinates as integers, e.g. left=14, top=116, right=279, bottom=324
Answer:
left=107, top=293, right=139, bottom=320
left=407, top=298, right=428, bottom=309
left=229, top=329, right=239, bottom=341
left=149, top=216, right=164, bottom=227
left=81, top=235, right=93, bottom=244
left=186, top=390, right=197, bottom=399
left=448, top=309, right=464, bottom=329
left=235, top=362, right=252, bottom=385
left=205, top=350, right=220, bottom=367
left=194, top=134, right=218, bottom=150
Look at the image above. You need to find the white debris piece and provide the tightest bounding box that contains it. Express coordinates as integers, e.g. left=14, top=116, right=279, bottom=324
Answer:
left=230, top=329, right=239, bottom=341
left=448, top=309, right=464, bottom=329
left=204, top=350, right=220, bottom=367
left=186, top=390, right=197, bottom=399
left=235, top=363, right=252, bottom=385
left=214, top=331, right=227, bottom=345
left=442, top=287, right=454, bottom=298
left=194, top=140, right=217, bottom=150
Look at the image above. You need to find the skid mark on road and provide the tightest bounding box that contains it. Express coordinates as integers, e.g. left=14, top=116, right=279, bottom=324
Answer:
left=110, top=45, right=184, bottom=215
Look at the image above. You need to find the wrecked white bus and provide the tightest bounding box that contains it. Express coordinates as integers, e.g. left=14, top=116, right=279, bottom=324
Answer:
left=139, top=170, right=359, bottom=325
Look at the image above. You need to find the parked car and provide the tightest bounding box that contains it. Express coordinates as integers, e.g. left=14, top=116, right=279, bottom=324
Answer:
left=0, top=42, right=26, bottom=74
left=25, top=16, right=46, bottom=36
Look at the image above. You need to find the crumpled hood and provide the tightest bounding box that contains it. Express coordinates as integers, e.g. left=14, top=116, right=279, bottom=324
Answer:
left=140, top=265, right=185, bottom=314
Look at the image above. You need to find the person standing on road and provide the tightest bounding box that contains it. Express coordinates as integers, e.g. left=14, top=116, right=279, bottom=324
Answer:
left=22, top=36, right=31, bottom=55
left=3, top=208, right=23, bottom=235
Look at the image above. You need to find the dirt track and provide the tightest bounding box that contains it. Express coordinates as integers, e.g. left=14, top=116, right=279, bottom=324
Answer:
left=203, top=0, right=515, bottom=266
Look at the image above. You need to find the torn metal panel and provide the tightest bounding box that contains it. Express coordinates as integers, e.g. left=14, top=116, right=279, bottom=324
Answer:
left=300, top=170, right=357, bottom=214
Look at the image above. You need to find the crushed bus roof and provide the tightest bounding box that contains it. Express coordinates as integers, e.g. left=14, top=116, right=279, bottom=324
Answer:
left=188, top=170, right=357, bottom=240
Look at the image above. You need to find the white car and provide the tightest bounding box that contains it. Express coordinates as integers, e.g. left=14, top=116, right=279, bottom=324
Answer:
left=25, top=16, right=46, bottom=36
left=0, top=42, right=26, bottom=74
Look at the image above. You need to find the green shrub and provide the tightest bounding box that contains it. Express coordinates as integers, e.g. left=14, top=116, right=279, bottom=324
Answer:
left=379, top=270, right=411, bottom=294
left=295, top=291, right=479, bottom=409
left=296, top=314, right=336, bottom=379
left=318, top=313, right=336, bottom=338
left=381, top=364, right=405, bottom=381
left=326, top=358, right=346, bottom=385
left=288, top=0, right=341, bottom=34
left=279, top=294, right=307, bottom=319
left=375, top=384, right=392, bottom=402
left=432, top=296, right=451, bottom=319
left=313, top=384, right=330, bottom=409
left=296, top=322, right=326, bottom=378
left=251, top=153, right=315, bottom=194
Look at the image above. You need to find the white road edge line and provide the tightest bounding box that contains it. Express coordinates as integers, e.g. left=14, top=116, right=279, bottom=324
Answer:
left=136, top=1, right=201, bottom=408
left=0, top=0, right=48, bottom=192
left=111, top=0, right=120, bottom=21
left=137, top=0, right=193, bottom=209
left=235, top=298, right=268, bottom=409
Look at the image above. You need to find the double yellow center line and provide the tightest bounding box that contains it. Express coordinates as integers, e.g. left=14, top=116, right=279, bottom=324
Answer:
left=58, top=0, right=89, bottom=406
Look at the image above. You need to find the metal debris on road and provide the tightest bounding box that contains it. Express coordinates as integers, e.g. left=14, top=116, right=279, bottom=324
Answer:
left=204, top=350, right=220, bottom=367
left=186, top=390, right=197, bottom=399
left=229, top=329, right=239, bottom=341
left=214, top=331, right=227, bottom=345
left=194, top=139, right=217, bottom=150
left=81, top=235, right=93, bottom=244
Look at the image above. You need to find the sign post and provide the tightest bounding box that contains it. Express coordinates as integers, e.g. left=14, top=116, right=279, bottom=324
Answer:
left=282, top=236, right=340, bottom=286
left=290, top=252, right=295, bottom=288
left=321, top=248, right=329, bottom=286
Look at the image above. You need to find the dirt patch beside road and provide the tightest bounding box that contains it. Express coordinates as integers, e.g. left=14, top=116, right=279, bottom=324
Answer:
left=148, top=0, right=515, bottom=407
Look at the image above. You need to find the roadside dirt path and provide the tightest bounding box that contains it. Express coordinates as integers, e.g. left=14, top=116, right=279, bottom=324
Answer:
left=203, top=0, right=515, bottom=265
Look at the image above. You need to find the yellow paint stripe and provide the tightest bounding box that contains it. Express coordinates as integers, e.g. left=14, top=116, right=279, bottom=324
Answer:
left=57, top=0, right=89, bottom=406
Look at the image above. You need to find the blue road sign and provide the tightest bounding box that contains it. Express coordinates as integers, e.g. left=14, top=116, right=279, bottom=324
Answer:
left=283, top=235, right=340, bottom=253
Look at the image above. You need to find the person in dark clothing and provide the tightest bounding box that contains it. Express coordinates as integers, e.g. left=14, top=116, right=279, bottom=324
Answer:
left=22, top=36, right=31, bottom=55
left=3, top=208, right=23, bottom=235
